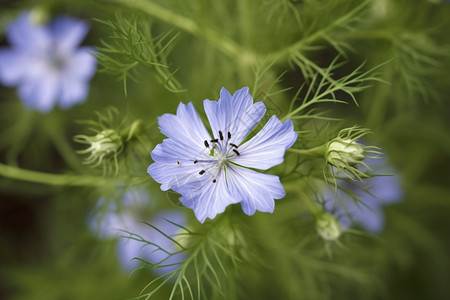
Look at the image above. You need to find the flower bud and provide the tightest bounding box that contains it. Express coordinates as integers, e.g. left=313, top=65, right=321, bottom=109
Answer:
left=326, top=138, right=365, bottom=168
left=74, top=129, right=124, bottom=173
left=325, top=126, right=381, bottom=181
left=315, top=213, right=342, bottom=241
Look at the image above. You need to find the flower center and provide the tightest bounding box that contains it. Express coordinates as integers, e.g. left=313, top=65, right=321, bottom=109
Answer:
left=41, top=46, right=68, bottom=72
left=193, top=130, right=241, bottom=183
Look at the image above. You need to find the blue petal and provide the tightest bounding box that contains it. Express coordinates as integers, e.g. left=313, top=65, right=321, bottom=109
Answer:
left=349, top=205, right=385, bottom=234
left=151, top=137, right=209, bottom=164
left=232, top=115, right=297, bottom=170
left=117, top=212, right=187, bottom=273
left=177, top=172, right=238, bottom=223
left=226, top=165, right=286, bottom=216
left=150, top=103, right=215, bottom=193
left=158, top=102, right=211, bottom=152
left=148, top=161, right=205, bottom=191
left=339, top=158, right=403, bottom=206
left=59, top=78, right=89, bottom=109
left=18, top=75, right=60, bottom=112
left=7, top=12, right=51, bottom=51
left=148, top=139, right=215, bottom=191
left=117, top=231, right=144, bottom=271
left=0, top=49, right=31, bottom=85
left=203, top=87, right=266, bottom=145
left=329, top=183, right=390, bottom=234
left=118, top=211, right=186, bottom=274
left=64, top=47, right=97, bottom=79
left=364, top=158, right=403, bottom=204
left=88, top=209, right=123, bottom=239
left=368, top=174, right=403, bottom=204
left=49, top=16, right=89, bottom=52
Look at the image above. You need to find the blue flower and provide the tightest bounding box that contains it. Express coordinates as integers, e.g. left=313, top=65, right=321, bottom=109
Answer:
left=0, top=12, right=96, bottom=112
left=148, top=87, right=298, bottom=223
left=89, top=190, right=186, bottom=273
left=324, top=157, right=403, bottom=234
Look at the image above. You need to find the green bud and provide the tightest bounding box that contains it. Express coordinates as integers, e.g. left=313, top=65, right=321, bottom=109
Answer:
left=315, top=213, right=342, bottom=241
left=30, top=7, right=50, bottom=25
left=327, top=138, right=366, bottom=168
left=74, top=129, right=124, bottom=173
left=325, top=126, right=381, bottom=181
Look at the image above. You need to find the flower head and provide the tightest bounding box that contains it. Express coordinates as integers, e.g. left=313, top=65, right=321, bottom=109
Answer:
left=323, top=157, right=403, bottom=234
left=88, top=189, right=186, bottom=273
left=0, top=12, right=96, bottom=112
left=148, top=87, right=297, bottom=223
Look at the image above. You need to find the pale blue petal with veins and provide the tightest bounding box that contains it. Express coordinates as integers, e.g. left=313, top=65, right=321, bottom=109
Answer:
left=148, top=87, right=298, bottom=223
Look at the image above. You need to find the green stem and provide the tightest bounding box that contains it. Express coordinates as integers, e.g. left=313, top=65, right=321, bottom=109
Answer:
left=45, top=120, right=85, bottom=172
left=0, top=163, right=111, bottom=186
left=288, top=144, right=326, bottom=158
left=304, top=194, right=321, bottom=217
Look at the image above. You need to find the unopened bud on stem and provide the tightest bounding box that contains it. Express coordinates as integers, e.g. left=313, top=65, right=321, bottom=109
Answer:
left=74, top=129, right=123, bottom=174
left=325, top=126, right=381, bottom=181
left=315, top=213, right=342, bottom=241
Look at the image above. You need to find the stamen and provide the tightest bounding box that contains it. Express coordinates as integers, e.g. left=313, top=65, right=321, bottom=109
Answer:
left=212, top=179, right=216, bottom=183
left=199, top=170, right=205, bottom=175
left=177, top=161, right=180, bottom=165
left=210, top=139, right=219, bottom=143
left=194, top=160, right=198, bottom=164
left=228, top=132, right=231, bottom=139
left=219, top=131, right=224, bottom=141
left=204, top=140, right=209, bottom=148
left=230, top=143, right=238, bottom=149
left=233, top=149, right=240, bottom=156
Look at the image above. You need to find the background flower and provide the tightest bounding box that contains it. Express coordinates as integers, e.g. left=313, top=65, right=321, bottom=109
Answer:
left=0, top=12, right=96, bottom=112
left=89, top=190, right=186, bottom=273
left=323, top=157, right=403, bottom=234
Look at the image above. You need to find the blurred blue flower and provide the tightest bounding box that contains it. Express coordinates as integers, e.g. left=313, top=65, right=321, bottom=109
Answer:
left=89, top=190, right=186, bottom=274
left=0, top=12, right=96, bottom=112
left=324, top=157, right=403, bottom=234
left=148, top=87, right=297, bottom=223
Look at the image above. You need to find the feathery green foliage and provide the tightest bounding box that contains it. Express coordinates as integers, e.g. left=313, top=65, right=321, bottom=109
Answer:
left=95, top=11, right=184, bottom=95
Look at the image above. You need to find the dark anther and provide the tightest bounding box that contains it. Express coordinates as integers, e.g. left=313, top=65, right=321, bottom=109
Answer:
left=194, top=160, right=198, bottom=164
left=177, top=161, right=180, bottom=165
left=233, top=149, right=240, bottom=156
left=199, top=170, right=205, bottom=175
left=210, top=139, right=219, bottom=143
left=219, top=131, right=224, bottom=141
left=227, top=131, right=231, bottom=139
left=213, top=179, right=217, bottom=183
left=230, top=143, right=238, bottom=149
left=204, top=140, right=209, bottom=148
